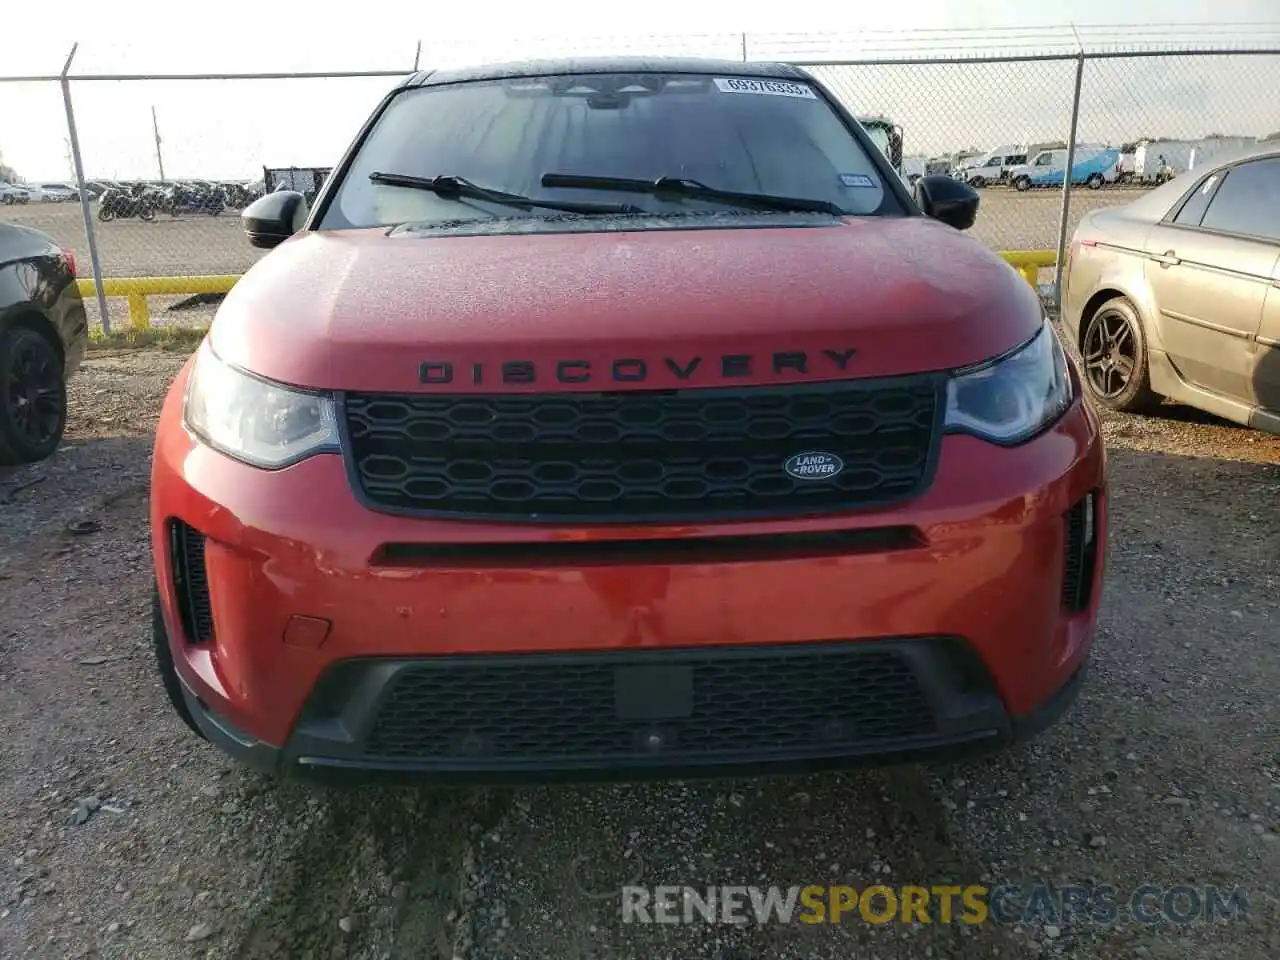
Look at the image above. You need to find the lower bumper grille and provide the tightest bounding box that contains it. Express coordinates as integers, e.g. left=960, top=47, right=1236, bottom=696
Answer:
left=360, top=643, right=940, bottom=764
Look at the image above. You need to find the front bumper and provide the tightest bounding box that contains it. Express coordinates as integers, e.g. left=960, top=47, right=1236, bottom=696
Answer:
left=176, top=644, right=1089, bottom=784
left=152, top=362, right=1107, bottom=781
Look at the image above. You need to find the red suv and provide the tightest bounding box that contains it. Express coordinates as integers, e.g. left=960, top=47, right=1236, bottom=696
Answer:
left=150, top=59, right=1106, bottom=782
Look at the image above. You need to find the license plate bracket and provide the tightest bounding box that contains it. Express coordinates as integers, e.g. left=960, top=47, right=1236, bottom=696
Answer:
left=614, top=665, right=694, bottom=720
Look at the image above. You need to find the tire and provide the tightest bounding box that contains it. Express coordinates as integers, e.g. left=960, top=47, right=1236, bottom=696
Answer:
left=97, top=207, right=114, bottom=222
left=1086, top=173, right=1104, bottom=190
left=0, top=325, right=66, bottom=465
left=1079, top=297, right=1163, bottom=414
left=969, top=176, right=985, bottom=189
left=140, top=205, right=157, bottom=223
left=152, top=583, right=207, bottom=740
left=1014, top=176, right=1031, bottom=192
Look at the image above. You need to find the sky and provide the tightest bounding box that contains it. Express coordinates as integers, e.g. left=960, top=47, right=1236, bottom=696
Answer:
left=1, top=0, right=1279, bottom=181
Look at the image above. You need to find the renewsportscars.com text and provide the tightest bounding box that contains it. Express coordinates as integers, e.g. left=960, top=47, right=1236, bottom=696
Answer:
left=621, top=884, right=1249, bottom=926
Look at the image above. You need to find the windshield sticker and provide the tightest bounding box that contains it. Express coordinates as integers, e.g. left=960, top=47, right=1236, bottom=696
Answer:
left=713, top=78, right=817, bottom=100
left=839, top=173, right=877, bottom=188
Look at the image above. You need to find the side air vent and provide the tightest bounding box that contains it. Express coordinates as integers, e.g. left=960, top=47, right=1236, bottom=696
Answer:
left=1062, top=492, right=1098, bottom=611
left=169, top=520, right=214, bottom=643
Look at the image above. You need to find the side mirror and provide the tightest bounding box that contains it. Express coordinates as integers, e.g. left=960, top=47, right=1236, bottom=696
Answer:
left=914, top=175, right=979, bottom=231
left=242, top=191, right=308, bottom=249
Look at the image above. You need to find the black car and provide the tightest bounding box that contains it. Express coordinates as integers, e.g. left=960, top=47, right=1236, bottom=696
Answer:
left=0, top=221, right=87, bottom=464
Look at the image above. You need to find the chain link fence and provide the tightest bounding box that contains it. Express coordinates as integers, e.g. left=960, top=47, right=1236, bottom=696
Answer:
left=2, top=37, right=1279, bottom=331
left=807, top=58, right=1083, bottom=253
left=0, top=80, right=75, bottom=221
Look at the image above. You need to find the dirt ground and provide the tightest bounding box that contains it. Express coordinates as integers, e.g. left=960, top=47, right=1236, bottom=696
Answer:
left=0, top=345, right=1278, bottom=960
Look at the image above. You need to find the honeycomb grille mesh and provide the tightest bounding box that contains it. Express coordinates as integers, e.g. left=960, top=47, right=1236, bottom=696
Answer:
left=363, top=645, right=937, bottom=762
left=344, top=378, right=941, bottom=521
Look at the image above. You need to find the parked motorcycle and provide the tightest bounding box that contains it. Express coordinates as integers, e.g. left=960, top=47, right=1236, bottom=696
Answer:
left=97, top=187, right=158, bottom=222
left=161, top=182, right=226, bottom=217
left=219, top=181, right=253, bottom=209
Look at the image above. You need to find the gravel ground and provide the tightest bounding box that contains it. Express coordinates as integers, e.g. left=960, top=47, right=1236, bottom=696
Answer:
left=0, top=344, right=1278, bottom=960
left=5, top=186, right=1150, bottom=282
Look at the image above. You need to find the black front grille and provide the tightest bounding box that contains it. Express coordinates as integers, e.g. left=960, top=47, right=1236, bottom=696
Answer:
left=169, top=520, right=213, bottom=643
left=1062, top=493, right=1097, bottom=610
left=343, top=377, right=942, bottom=522
left=362, top=644, right=937, bottom=763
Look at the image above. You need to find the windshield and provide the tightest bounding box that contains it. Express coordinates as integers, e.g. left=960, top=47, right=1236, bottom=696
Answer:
left=323, top=72, right=901, bottom=231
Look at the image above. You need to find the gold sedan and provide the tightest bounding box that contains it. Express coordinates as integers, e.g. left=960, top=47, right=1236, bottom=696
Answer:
left=1061, top=144, right=1280, bottom=433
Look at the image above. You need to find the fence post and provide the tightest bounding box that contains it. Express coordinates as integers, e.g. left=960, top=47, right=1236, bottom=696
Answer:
left=59, top=44, right=110, bottom=335
left=1053, top=51, right=1085, bottom=310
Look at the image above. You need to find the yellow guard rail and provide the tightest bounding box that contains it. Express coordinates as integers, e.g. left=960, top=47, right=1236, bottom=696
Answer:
left=79, top=250, right=1056, bottom=329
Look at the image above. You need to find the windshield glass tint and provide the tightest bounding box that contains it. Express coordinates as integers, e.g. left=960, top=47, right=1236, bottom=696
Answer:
left=325, top=72, right=897, bottom=229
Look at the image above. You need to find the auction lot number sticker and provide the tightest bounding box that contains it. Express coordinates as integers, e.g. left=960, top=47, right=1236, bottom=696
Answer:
left=714, top=77, right=817, bottom=99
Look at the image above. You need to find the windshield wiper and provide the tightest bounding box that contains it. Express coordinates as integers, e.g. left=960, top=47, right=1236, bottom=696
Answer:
left=541, top=173, right=844, bottom=216
left=368, top=172, right=644, bottom=216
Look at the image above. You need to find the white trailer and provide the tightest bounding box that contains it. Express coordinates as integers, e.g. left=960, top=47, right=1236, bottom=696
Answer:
left=1117, top=151, right=1136, bottom=182
left=1132, top=141, right=1195, bottom=183
left=1188, top=137, right=1258, bottom=170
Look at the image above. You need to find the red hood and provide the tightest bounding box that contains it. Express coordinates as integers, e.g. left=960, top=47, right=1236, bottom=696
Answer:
left=209, top=217, right=1043, bottom=393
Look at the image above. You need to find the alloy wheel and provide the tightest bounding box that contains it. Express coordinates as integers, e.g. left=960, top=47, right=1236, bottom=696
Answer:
left=1082, top=307, right=1137, bottom=398
left=5, top=336, right=64, bottom=449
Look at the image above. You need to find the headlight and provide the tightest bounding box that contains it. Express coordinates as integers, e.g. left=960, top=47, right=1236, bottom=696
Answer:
left=944, top=320, right=1073, bottom=444
left=183, top=342, right=339, bottom=468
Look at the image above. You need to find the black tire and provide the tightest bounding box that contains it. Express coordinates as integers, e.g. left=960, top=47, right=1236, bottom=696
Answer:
left=97, top=207, right=114, bottom=222
left=1079, top=297, right=1163, bottom=414
left=1086, top=173, right=1104, bottom=190
left=152, top=583, right=207, bottom=740
left=140, top=205, right=157, bottom=223
left=1014, top=176, right=1031, bottom=192
left=0, top=325, right=66, bottom=465
left=969, top=176, right=985, bottom=189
